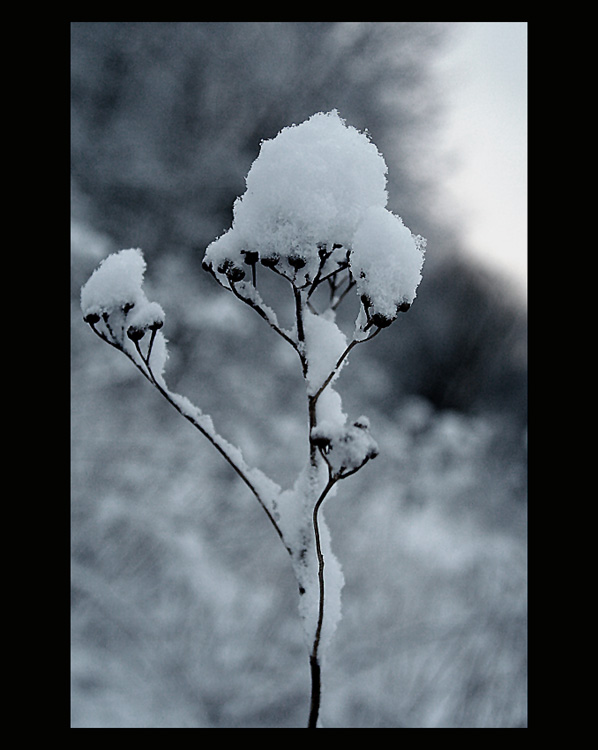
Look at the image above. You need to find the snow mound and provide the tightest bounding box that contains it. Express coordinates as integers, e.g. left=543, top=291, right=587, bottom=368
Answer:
left=203, top=110, right=425, bottom=320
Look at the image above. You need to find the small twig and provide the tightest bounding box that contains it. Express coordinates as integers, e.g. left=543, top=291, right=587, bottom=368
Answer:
left=318, top=261, right=350, bottom=290
left=294, top=285, right=306, bottom=343
left=228, top=280, right=299, bottom=352
left=85, top=318, right=287, bottom=545
left=331, top=277, right=356, bottom=311
left=312, top=326, right=382, bottom=406
left=305, top=247, right=332, bottom=300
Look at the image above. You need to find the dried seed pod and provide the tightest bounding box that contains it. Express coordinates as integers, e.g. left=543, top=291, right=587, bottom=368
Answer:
left=217, top=258, right=233, bottom=275
left=217, top=258, right=245, bottom=282
left=367, top=445, right=380, bottom=460
left=227, top=265, right=246, bottom=282
left=311, top=433, right=332, bottom=453
left=370, top=312, right=396, bottom=329
left=127, top=326, right=145, bottom=342
left=288, top=253, right=306, bottom=270
left=260, top=253, right=280, bottom=268
left=241, top=249, right=259, bottom=265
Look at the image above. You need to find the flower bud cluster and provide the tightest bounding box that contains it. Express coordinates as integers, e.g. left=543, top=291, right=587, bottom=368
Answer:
left=312, top=416, right=379, bottom=477
left=350, top=206, right=426, bottom=329
left=125, top=301, right=165, bottom=342
left=81, top=249, right=168, bottom=376
left=359, top=292, right=411, bottom=329
left=203, top=235, right=349, bottom=291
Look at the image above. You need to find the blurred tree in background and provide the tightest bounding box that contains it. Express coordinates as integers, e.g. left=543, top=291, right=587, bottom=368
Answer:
left=71, top=22, right=526, bottom=728
left=71, top=22, right=440, bottom=253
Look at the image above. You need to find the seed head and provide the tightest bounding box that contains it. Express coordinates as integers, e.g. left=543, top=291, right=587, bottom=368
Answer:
left=260, top=253, right=280, bottom=268
left=127, top=326, right=145, bottom=342
left=288, top=253, right=306, bottom=270
left=241, top=250, right=260, bottom=265
left=370, top=312, right=395, bottom=329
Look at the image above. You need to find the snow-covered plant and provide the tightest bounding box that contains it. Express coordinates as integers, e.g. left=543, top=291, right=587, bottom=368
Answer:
left=81, top=110, right=425, bottom=728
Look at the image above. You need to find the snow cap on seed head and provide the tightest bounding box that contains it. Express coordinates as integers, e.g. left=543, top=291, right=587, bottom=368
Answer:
left=203, top=110, right=425, bottom=316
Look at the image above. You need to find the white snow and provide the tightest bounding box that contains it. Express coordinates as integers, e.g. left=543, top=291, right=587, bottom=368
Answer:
left=81, top=248, right=147, bottom=317
left=294, top=506, right=344, bottom=655
left=312, top=416, right=379, bottom=476
left=81, top=248, right=170, bottom=379
left=351, top=205, right=425, bottom=318
left=126, top=300, right=165, bottom=331
left=277, top=469, right=344, bottom=656
left=314, top=387, right=347, bottom=436
left=203, top=110, right=425, bottom=322
left=231, top=110, right=388, bottom=257
left=303, top=309, right=348, bottom=395
left=142, top=329, right=169, bottom=380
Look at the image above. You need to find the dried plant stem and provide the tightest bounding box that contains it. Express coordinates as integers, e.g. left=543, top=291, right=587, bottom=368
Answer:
left=88, top=320, right=286, bottom=544
left=86, top=243, right=383, bottom=730
left=308, top=473, right=336, bottom=729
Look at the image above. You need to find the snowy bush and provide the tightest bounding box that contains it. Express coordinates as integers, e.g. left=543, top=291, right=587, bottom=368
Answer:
left=81, top=110, right=426, bottom=728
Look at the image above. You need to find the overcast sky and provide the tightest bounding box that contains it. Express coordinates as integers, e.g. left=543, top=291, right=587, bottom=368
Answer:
left=437, top=22, right=527, bottom=300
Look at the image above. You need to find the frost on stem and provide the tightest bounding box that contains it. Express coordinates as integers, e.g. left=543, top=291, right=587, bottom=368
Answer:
left=81, top=110, right=426, bottom=729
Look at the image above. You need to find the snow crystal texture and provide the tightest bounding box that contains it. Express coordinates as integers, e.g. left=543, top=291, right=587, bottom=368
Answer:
left=204, top=110, right=425, bottom=316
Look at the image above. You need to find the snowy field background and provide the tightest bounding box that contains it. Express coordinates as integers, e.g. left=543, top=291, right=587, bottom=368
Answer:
left=70, top=22, right=527, bottom=728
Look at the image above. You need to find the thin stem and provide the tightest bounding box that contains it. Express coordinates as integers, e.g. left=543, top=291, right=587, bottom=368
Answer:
left=88, top=320, right=122, bottom=351
left=308, top=472, right=337, bottom=729
left=312, top=326, right=382, bottom=406
left=146, top=326, right=158, bottom=362
left=317, top=262, right=349, bottom=291
left=151, top=370, right=286, bottom=544
left=228, top=280, right=299, bottom=352
left=311, top=475, right=336, bottom=654
left=86, top=320, right=286, bottom=545
left=308, top=656, right=321, bottom=729
left=294, top=285, right=305, bottom=343
left=331, top=277, right=356, bottom=311
left=305, top=248, right=332, bottom=300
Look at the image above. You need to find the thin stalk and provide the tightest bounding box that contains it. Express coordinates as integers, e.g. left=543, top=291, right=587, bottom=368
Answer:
left=87, top=320, right=286, bottom=545
left=294, top=284, right=306, bottom=343
left=229, top=281, right=298, bottom=352
left=331, top=277, right=356, bottom=311
left=147, top=368, right=286, bottom=544
left=312, top=326, right=381, bottom=406
left=308, top=472, right=336, bottom=729
left=308, top=656, right=321, bottom=729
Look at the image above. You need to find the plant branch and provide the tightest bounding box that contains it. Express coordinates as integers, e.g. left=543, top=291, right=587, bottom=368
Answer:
left=228, top=280, right=299, bottom=352
left=312, top=325, right=382, bottom=407
left=330, top=277, right=356, bottom=311
left=86, top=319, right=286, bottom=545
left=294, top=284, right=306, bottom=349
